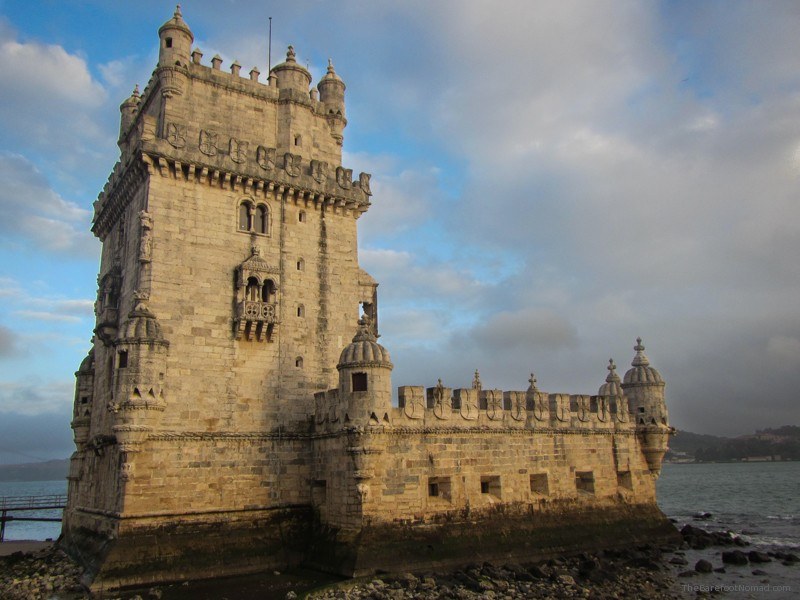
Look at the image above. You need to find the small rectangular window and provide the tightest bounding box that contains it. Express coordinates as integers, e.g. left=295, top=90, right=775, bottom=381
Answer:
left=428, top=477, right=451, bottom=501
left=118, top=351, right=128, bottom=369
left=617, top=471, right=633, bottom=491
left=530, top=473, right=549, bottom=496
left=575, top=471, right=595, bottom=495
left=80, top=396, right=89, bottom=405
left=480, top=475, right=501, bottom=498
left=352, top=372, right=368, bottom=392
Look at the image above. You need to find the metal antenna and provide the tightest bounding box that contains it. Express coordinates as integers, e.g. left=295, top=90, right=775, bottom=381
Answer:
left=268, top=17, right=272, bottom=72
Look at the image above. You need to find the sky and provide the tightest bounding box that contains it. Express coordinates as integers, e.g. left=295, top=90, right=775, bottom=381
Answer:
left=0, top=0, right=798, bottom=464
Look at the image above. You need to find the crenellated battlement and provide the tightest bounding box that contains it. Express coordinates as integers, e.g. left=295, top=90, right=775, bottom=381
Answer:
left=314, top=381, right=633, bottom=433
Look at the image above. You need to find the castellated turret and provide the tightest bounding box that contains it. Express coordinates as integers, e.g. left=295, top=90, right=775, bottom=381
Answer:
left=318, top=60, right=347, bottom=145
left=621, top=337, right=670, bottom=474
left=158, top=5, right=193, bottom=68
left=109, top=295, right=168, bottom=456
left=336, top=316, right=393, bottom=426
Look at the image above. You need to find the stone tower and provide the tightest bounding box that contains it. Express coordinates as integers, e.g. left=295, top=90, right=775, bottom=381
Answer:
left=63, top=7, right=377, bottom=589
left=63, top=7, right=677, bottom=591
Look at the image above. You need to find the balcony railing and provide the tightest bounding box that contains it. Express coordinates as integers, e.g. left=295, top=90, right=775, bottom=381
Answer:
left=237, top=301, right=278, bottom=323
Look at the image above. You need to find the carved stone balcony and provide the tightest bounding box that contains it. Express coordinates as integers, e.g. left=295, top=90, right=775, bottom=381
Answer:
left=235, top=301, right=278, bottom=342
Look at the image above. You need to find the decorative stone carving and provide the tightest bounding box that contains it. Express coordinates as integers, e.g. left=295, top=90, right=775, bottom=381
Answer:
left=234, top=246, right=281, bottom=342
left=138, top=210, right=153, bottom=263
left=483, top=389, right=503, bottom=421
left=311, top=159, right=329, bottom=184
left=284, top=152, right=301, bottom=177
left=358, top=172, right=372, bottom=195
left=456, top=388, right=479, bottom=420
left=430, top=379, right=450, bottom=420
left=507, top=391, right=526, bottom=421
left=199, top=130, right=218, bottom=156
left=166, top=123, right=186, bottom=148
left=256, top=145, right=276, bottom=170
left=229, top=138, right=248, bottom=163
left=336, top=166, right=352, bottom=189
left=399, top=386, right=424, bottom=420
left=576, top=395, right=591, bottom=422
left=597, top=397, right=609, bottom=422
left=553, top=394, right=569, bottom=422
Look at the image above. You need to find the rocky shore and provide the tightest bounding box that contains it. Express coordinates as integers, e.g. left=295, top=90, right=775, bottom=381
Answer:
left=307, top=548, right=681, bottom=600
left=1, top=523, right=797, bottom=599
left=0, top=545, right=85, bottom=599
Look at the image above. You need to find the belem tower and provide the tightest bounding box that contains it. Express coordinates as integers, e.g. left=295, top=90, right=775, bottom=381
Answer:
left=62, top=7, right=679, bottom=591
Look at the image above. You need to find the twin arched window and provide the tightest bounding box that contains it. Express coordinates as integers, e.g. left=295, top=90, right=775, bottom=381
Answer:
left=246, top=277, right=277, bottom=303
left=238, top=200, right=269, bottom=235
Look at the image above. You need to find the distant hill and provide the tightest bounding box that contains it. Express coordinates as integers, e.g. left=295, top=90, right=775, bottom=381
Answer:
left=667, top=426, right=800, bottom=462
left=0, top=459, right=69, bottom=482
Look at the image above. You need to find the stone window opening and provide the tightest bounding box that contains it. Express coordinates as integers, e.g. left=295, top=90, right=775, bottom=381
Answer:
left=352, top=372, right=368, bottom=392
left=296, top=258, right=305, bottom=271
left=118, top=351, right=128, bottom=369
left=295, top=356, right=303, bottom=369
left=238, top=201, right=253, bottom=231
left=297, top=304, right=305, bottom=318
left=256, top=205, right=268, bottom=234
left=480, top=475, right=501, bottom=498
left=246, top=277, right=260, bottom=301
left=261, top=279, right=277, bottom=303
left=238, top=200, right=269, bottom=235
left=294, top=134, right=302, bottom=147
left=80, top=396, right=89, bottom=405
left=298, top=211, right=306, bottom=223
left=165, top=37, right=173, bottom=48
left=530, top=473, right=549, bottom=496
left=428, top=477, right=451, bottom=501
left=575, top=471, right=595, bottom=495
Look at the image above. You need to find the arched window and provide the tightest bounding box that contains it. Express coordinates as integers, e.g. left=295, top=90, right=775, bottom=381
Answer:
left=298, top=211, right=306, bottom=223
left=246, top=277, right=260, bottom=301
left=262, top=279, right=276, bottom=303
left=256, top=205, right=268, bottom=234
left=238, top=202, right=252, bottom=231
left=295, top=356, right=304, bottom=369
left=296, top=258, right=305, bottom=271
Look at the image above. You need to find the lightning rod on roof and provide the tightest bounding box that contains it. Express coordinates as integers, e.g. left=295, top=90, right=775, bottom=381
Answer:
left=268, top=17, right=272, bottom=72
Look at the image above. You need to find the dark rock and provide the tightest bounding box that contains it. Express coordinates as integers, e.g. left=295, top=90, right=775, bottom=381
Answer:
left=678, top=570, right=698, bottom=578
left=669, top=557, right=688, bottom=566
left=695, top=559, right=713, bottom=573
left=722, top=550, right=749, bottom=565
left=752, top=569, right=769, bottom=576
left=693, top=512, right=713, bottom=520
left=714, top=567, right=726, bottom=573
left=748, top=551, right=772, bottom=563
left=527, top=565, right=548, bottom=579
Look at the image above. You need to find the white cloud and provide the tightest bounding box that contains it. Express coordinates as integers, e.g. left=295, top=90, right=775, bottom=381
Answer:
left=0, top=379, right=74, bottom=416
left=0, top=153, right=96, bottom=256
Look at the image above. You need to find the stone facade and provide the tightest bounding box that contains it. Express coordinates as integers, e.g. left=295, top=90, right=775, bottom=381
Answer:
left=62, top=7, right=677, bottom=592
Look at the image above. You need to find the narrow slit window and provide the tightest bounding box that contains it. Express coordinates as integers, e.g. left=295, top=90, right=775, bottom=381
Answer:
left=256, top=205, right=268, bottom=234
left=118, top=351, right=128, bottom=369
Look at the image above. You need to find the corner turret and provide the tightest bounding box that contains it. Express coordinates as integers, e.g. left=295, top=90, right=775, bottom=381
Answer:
left=318, top=59, right=347, bottom=145
left=336, top=316, right=393, bottom=426
left=158, top=5, right=193, bottom=68
left=271, top=46, right=312, bottom=93
left=621, top=338, right=670, bottom=475
left=118, top=85, right=140, bottom=148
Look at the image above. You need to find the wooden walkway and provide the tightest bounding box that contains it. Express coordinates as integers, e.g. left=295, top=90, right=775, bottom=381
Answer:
left=0, top=494, right=66, bottom=542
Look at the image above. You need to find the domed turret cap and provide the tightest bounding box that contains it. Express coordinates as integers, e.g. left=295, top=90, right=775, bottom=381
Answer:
left=623, top=337, right=664, bottom=385
left=119, top=297, right=166, bottom=343
left=319, top=59, right=345, bottom=87
left=159, top=5, right=194, bottom=41
left=270, top=45, right=312, bottom=86
left=337, top=316, right=392, bottom=370
left=598, top=359, right=624, bottom=397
